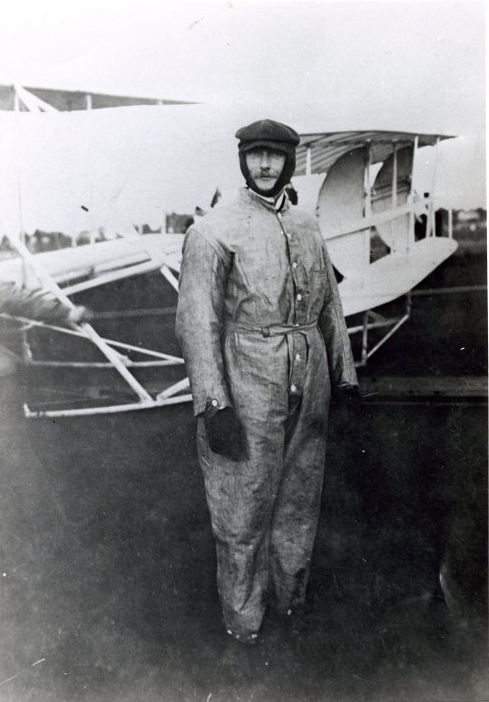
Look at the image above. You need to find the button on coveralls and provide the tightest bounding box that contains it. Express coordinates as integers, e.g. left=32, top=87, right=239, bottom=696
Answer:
left=176, top=187, right=357, bottom=638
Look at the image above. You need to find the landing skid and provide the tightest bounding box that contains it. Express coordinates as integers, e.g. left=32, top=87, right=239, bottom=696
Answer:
left=2, top=314, right=192, bottom=418
left=4, top=234, right=191, bottom=419
left=7, top=295, right=412, bottom=416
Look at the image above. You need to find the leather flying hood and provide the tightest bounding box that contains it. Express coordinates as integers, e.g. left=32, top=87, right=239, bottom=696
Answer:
left=235, top=119, right=300, bottom=199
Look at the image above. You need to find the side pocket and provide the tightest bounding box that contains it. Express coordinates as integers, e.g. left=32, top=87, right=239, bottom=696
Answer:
left=315, top=326, right=330, bottom=382
left=196, top=415, right=210, bottom=468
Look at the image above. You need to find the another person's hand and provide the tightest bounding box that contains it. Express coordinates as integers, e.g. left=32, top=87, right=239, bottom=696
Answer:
left=67, top=305, right=94, bottom=324
left=205, top=405, right=249, bottom=462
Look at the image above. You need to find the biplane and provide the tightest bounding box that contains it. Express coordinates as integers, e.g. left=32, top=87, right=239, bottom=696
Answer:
left=0, top=85, right=457, bottom=417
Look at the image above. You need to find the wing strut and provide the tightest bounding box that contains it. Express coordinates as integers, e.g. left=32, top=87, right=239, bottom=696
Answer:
left=6, top=235, right=153, bottom=403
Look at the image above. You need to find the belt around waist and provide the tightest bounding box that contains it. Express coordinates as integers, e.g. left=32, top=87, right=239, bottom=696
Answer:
left=224, top=320, right=318, bottom=338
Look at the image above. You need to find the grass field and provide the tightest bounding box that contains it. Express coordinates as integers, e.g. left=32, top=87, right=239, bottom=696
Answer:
left=0, top=247, right=486, bottom=702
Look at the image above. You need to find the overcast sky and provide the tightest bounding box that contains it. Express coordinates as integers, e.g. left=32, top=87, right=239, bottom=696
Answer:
left=0, top=0, right=485, bottom=227
left=0, top=0, right=485, bottom=125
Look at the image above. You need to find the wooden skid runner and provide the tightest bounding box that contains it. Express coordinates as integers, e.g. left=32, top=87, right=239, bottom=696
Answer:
left=360, top=376, right=487, bottom=403
left=24, top=392, right=193, bottom=419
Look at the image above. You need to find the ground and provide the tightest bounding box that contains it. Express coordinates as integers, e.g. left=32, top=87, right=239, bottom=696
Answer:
left=0, top=248, right=486, bottom=702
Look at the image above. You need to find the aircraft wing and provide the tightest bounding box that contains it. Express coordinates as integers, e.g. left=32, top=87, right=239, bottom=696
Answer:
left=0, top=233, right=184, bottom=289
left=295, top=130, right=455, bottom=175
left=0, top=84, right=193, bottom=112
left=339, top=237, right=458, bottom=317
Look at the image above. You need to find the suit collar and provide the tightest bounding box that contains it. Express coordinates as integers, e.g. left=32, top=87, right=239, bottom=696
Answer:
left=240, top=187, right=289, bottom=213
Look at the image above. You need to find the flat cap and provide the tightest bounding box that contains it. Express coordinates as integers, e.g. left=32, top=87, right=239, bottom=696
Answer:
left=235, top=119, right=300, bottom=151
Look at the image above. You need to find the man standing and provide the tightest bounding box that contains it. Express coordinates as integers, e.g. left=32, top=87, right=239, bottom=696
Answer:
left=176, top=119, right=358, bottom=644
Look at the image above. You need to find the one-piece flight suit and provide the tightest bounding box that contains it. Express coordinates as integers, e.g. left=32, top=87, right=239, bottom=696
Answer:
left=176, top=186, right=357, bottom=638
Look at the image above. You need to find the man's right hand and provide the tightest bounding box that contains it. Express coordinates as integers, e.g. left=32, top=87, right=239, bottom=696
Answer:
left=205, top=406, right=249, bottom=462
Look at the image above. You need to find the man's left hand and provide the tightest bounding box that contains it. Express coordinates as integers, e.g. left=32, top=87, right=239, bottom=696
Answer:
left=332, top=385, right=362, bottom=411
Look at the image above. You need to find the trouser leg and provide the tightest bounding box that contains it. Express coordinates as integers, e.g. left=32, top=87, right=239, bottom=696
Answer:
left=269, top=392, right=329, bottom=612
left=197, top=415, right=283, bottom=636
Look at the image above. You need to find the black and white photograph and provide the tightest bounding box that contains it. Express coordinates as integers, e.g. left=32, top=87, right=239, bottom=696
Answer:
left=0, top=1, right=486, bottom=701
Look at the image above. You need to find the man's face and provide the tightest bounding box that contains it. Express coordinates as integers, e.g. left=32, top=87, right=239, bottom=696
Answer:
left=244, top=147, right=286, bottom=192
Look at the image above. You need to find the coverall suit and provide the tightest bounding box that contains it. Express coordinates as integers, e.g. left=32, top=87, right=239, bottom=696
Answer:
left=176, top=187, right=357, bottom=638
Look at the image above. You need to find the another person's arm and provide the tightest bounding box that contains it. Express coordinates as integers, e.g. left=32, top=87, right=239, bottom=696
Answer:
left=0, top=281, right=91, bottom=325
